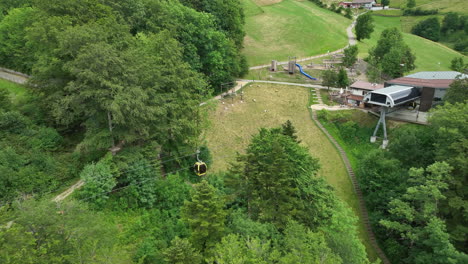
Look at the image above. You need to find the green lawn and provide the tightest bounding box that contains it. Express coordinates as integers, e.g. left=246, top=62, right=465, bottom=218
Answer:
left=204, top=83, right=379, bottom=261
left=356, top=15, right=466, bottom=72
left=0, top=78, right=27, bottom=104
left=241, top=0, right=350, bottom=66
left=390, top=0, right=468, bottom=14
left=400, top=14, right=441, bottom=33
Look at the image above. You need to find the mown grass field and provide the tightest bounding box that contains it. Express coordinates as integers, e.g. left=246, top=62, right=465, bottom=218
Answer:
left=204, top=83, right=378, bottom=261
left=390, top=0, right=468, bottom=14
left=241, top=0, right=350, bottom=66
left=0, top=78, right=27, bottom=104
left=356, top=15, right=466, bottom=72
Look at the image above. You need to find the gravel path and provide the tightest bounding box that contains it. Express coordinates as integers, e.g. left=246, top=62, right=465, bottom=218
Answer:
left=249, top=13, right=360, bottom=70
left=0, top=67, right=29, bottom=84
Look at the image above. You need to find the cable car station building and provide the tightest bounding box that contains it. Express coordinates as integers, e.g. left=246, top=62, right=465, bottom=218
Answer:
left=362, top=71, right=466, bottom=148
left=384, top=71, right=467, bottom=112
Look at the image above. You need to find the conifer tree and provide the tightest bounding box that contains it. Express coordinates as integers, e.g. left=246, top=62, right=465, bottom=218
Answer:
left=163, top=237, right=202, bottom=264
left=281, top=120, right=300, bottom=143
left=181, top=180, right=227, bottom=254
left=227, top=128, right=334, bottom=229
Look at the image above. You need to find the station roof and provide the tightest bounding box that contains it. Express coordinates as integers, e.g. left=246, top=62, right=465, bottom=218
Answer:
left=372, top=85, right=414, bottom=95
left=386, top=71, right=466, bottom=89
left=350, top=81, right=384, bottom=91
left=364, top=85, right=420, bottom=108
left=405, top=71, right=467, bottom=80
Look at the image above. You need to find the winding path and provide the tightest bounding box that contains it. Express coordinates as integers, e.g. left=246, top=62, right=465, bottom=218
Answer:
left=249, top=13, right=359, bottom=70
left=310, top=110, right=391, bottom=264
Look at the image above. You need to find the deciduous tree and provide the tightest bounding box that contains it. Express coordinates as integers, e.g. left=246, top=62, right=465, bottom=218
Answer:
left=337, top=68, right=350, bottom=88
left=407, top=0, right=416, bottom=8
left=412, top=17, right=441, bottom=41
left=355, top=13, right=374, bottom=41
left=79, top=155, right=116, bottom=207
left=322, top=69, right=338, bottom=90
left=343, top=45, right=358, bottom=68
left=450, top=57, right=466, bottom=73
left=444, top=77, right=468, bottom=104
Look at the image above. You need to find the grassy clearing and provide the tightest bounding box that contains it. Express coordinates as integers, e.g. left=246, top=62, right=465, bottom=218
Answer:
left=372, top=9, right=403, bottom=17
left=356, top=15, right=466, bottom=72
left=204, top=83, right=378, bottom=261
left=390, top=0, right=468, bottom=14
left=242, top=0, right=350, bottom=66
left=0, top=78, right=27, bottom=104
left=254, top=0, right=284, bottom=6
left=241, top=0, right=265, bottom=16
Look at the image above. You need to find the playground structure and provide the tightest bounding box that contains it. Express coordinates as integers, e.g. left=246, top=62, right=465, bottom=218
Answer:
left=270, top=57, right=318, bottom=80
left=296, top=63, right=317, bottom=80
left=363, top=85, right=421, bottom=148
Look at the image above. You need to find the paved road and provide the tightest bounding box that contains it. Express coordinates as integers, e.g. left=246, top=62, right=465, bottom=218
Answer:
left=0, top=68, right=29, bottom=84
left=237, top=79, right=328, bottom=89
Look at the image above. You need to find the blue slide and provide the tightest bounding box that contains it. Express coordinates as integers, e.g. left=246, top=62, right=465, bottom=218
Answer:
left=296, top=63, right=317, bottom=80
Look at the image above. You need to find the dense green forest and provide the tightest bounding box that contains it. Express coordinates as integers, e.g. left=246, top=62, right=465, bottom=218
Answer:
left=0, top=0, right=371, bottom=263
left=1, top=0, right=467, bottom=263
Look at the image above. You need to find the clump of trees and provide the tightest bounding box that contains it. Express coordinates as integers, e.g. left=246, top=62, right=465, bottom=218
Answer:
left=403, top=7, right=438, bottom=16
left=321, top=68, right=350, bottom=90
left=1, top=121, right=373, bottom=263
left=366, top=27, right=416, bottom=80
left=412, top=17, right=440, bottom=41
left=410, top=12, right=468, bottom=54
left=0, top=0, right=249, bottom=160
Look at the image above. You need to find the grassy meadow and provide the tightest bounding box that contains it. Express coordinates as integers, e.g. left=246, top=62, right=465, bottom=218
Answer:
left=204, top=83, right=379, bottom=261
left=389, top=0, right=468, bottom=14
left=356, top=15, right=466, bottom=72
left=0, top=78, right=27, bottom=104
left=241, top=0, right=350, bottom=66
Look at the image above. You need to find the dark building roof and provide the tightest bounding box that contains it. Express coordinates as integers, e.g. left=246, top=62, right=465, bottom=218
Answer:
left=347, top=94, right=364, bottom=101
left=386, top=71, right=467, bottom=89
left=350, top=81, right=384, bottom=91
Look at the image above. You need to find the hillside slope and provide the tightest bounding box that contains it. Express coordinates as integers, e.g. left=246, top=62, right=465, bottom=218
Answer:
left=242, top=0, right=350, bottom=66
left=357, top=16, right=466, bottom=72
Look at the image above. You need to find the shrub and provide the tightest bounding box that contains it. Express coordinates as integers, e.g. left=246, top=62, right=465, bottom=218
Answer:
left=0, top=111, right=30, bottom=134
left=411, top=17, right=441, bottom=41
left=403, top=8, right=438, bottom=16
left=30, top=127, right=63, bottom=151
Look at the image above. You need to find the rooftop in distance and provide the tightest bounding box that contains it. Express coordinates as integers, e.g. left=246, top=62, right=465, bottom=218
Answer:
left=405, top=71, right=468, bottom=80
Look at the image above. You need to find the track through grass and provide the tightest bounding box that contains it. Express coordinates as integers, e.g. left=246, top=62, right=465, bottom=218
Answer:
left=204, top=83, right=378, bottom=261
left=242, top=0, right=350, bottom=66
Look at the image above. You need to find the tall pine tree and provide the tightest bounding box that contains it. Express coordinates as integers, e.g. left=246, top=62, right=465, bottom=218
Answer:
left=181, top=180, right=227, bottom=254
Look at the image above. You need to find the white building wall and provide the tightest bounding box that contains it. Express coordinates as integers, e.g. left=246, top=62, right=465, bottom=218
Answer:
left=434, top=88, right=446, bottom=100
